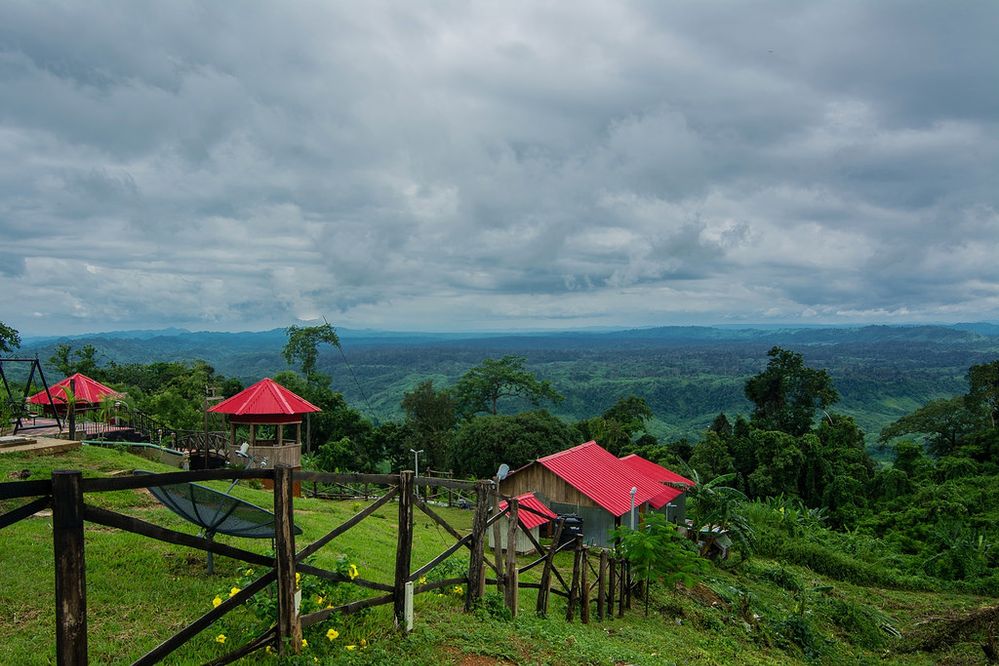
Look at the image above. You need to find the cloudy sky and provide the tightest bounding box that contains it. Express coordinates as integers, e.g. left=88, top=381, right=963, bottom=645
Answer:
left=1, top=2, right=997, bottom=335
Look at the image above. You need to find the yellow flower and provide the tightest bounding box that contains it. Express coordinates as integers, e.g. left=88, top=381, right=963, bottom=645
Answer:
left=361, top=639, right=368, bottom=648
left=229, top=587, right=241, bottom=598
left=326, top=628, right=340, bottom=641
left=417, top=576, right=427, bottom=585
left=245, top=569, right=254, bottom=576
left=348, top=563, right=359, bottom=580
left=265, top=645, right=275, bottom=655
left=301, top=638, right=308, bottom=649
left=215, top=634, right=226, bottom=644
left=212, top=595, right=222, bottom=608
left=315, top=595, right=324, bottom=605
left=452, top=585, right=464, bottom=595
left=295, top=572, right=301, bottom=587
left=346, top=645, right=357, bottom=651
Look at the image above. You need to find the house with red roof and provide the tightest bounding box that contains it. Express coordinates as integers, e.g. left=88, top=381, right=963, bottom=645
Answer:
left=499, top=440, right=676, bottom=547
left=488, top=492, right=557, bottom=554
left=620, top=453, right=695, bottom=524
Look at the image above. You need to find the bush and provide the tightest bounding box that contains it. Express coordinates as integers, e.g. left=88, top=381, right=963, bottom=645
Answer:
left=760, top=566, right=802, bottom=592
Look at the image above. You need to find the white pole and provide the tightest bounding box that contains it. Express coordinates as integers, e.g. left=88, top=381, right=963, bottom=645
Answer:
left=629, top=486, right=637, bottom=529
left=410, top=448, right=423, bottom=478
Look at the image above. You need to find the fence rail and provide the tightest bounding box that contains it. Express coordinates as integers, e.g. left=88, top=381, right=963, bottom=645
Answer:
left=0, top=466, right=632, bottom=664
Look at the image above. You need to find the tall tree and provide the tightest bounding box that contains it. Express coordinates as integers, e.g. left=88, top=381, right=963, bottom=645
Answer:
left=0, top=321, right=20, bottom=354
left=967, top=360, right=999, bottom=429
left=452, top=355, right=562, bottom=416
left=401, top=380, right=457, bottom=469
left=447, top=410, right=579, bottom=478
left=744, top=346, right=839, bottom=436
left=283, top=323, right=341, bottom=382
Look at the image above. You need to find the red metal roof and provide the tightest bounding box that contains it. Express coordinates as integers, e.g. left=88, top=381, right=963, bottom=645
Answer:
left=619, top=454, right=693, bottom=506
left=500, top=492, right=556, bottom=531
left=28, top=373, right=121, bottom=406
left=208, top=378, right=321, bottom=417
left=536, top=441, right=674, bottom=516
left=620, top=454, right=695, bottom=488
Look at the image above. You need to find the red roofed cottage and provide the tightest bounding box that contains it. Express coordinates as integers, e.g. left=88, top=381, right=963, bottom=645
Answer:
left=499, top=441, right=675, bottom=547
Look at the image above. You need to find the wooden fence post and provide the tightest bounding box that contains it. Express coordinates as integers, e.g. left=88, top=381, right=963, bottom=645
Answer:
left=53, top=470, right=87, bottom=666
left=274, top=465, right=301, bottom=655
left=504, top=498, right=519, bottom=618
left=580, top=546, right=590, bottom=624
left=597, top=550, right=607, bottom=622
left=566, top=535, right=582, bottom=622
left=394, top=471, right=415, bottom=631
left=625, top=560, right=633, bottom=610
left=536, top=518, right=564, bottom=617
left=491, top=485, right=505, bottom=598
left=618, top=557, right=626, bottom=618
left=607, top=556, right=616, bottom=620
left=466, top=480, right=490, bottom=610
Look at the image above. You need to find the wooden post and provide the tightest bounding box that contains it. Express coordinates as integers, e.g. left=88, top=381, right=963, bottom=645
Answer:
left=618, top=557, right=626, bottom=618
left=607, top=557, right=616, bottom=619
left=625, top=560, right=633, bottom=610
left=536, top=518, right=564, bottom=617
left=274, top=465, right=301, bottom=655
left=597, top=550, right=608, bottom=622
left=491, top=486, right=505, bottom=598
left=580, top=546, right=590, bottom=624
left=466, top=480, right=490, bottom=610
left=505, top=498, right=519, bottom=618
left=67, top=378, right=76, bottom=440
left=53, top=470, right=87, bottom=666
left=394, top=471, right=415, bottom=631
left=567, top=535, right=583, bottom=622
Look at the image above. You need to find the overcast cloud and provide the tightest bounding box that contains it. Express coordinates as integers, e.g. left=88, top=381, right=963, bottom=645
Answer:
left=1, top=1, right=997, bottom=335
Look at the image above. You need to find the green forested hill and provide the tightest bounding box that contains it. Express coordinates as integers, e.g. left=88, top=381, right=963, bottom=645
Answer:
left=17, top=324, right=999, bottom=444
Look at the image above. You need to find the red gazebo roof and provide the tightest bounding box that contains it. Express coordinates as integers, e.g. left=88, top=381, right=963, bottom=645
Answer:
left=28, top=373, right=121, bottom=406
left=208, top=378, right=320, bottom=419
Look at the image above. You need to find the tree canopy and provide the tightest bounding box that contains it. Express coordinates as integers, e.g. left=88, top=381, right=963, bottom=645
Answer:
left=283, top=323, right=340, bottom=381
left=0, top=321, right=20, bottom=354
left=745, top=346, right=839, bottom=436
left=452, top=355, right=563, bottom=416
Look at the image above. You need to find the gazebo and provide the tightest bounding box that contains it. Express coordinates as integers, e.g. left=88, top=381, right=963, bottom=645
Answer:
left=208, top=378, right=320, bottom=483
left=27, top=372, right=121, bottom=415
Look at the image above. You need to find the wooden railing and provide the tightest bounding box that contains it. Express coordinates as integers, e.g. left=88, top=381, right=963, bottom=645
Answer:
left=0, top=468, right=631, bottom=664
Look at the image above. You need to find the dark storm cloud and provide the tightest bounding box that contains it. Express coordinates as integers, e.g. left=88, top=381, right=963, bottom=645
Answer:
left=1, top=1, right=997, bottom=334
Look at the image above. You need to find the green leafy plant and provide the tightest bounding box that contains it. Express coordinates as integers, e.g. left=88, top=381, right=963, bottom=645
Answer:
left=612, top=512, right=708, bottom=615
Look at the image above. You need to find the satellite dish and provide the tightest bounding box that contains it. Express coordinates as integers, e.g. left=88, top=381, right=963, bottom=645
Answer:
left=496, top=463, right=510, bottom=481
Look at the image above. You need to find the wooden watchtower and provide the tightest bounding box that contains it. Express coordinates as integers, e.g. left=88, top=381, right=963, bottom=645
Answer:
left=208, top=378, right=320, bottom=494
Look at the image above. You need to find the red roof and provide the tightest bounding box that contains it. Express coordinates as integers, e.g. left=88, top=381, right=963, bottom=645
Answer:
left=500, top=492, right=556, bottom=531
left=28, top=373, right=120, bottom=406
left=208, top=378, right=320, bottom=417
left=620, top=454, right=695, bottom=488
left=536, top=441, right=674, bottom=516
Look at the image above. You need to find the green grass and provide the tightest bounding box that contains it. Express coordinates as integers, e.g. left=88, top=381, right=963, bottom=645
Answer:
left=1, top=446, right=994, bottom=664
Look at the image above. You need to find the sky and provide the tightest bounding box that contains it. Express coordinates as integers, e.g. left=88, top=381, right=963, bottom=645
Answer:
left=1, top=2, right=998, bottom=336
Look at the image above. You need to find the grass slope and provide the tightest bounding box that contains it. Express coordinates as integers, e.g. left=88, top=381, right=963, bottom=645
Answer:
left=0, top=447, right=994, bottom=664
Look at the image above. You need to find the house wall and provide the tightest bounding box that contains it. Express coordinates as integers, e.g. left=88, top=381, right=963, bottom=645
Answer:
left=499, top=463, right=601, bottom=509
left=487, top=518, right=538, bottom=554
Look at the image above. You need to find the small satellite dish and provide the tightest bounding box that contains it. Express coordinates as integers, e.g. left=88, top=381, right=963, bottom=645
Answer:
left=496, top=463, right=510, bottom=481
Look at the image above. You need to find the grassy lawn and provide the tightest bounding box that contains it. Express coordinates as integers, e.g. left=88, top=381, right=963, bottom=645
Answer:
left=1, top=446, right=994, bottom=664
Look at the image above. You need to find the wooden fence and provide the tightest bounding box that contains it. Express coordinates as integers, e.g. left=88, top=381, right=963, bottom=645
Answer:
left=0, top=467, right=632, bottom=665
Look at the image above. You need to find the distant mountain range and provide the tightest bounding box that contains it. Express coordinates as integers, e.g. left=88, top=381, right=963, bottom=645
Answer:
left=13, top=323, right=999, bottom=446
